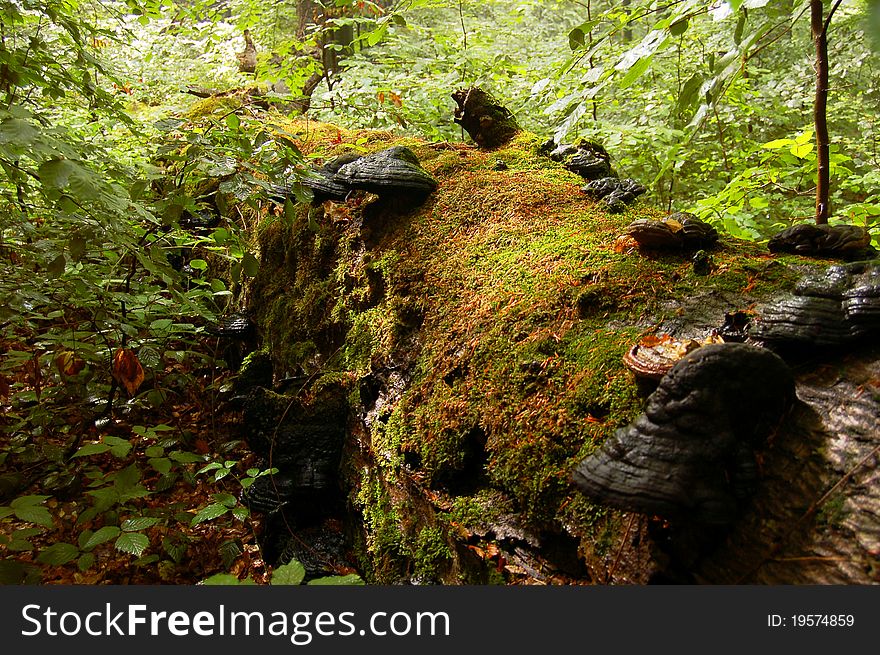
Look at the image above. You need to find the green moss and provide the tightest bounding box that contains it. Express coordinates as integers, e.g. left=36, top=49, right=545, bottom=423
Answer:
left=244, top=119, right=818, bottom=578
left=412, top=526, right=452, bottom=579
left=185, top=95, right=242, bottom=119
left=355, top=470, right=406, bottom=582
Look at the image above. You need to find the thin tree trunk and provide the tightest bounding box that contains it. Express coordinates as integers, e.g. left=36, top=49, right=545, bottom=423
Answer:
left=811, top=0, right=830, bottom=224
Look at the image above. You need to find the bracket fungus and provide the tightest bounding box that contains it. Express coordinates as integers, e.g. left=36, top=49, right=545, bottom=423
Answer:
left=301, top=152, right=363, bottom=202
left=626, top=212, right=718, bottom=250
left=767, top=223, right=873, bottom=259
left=573, top=343, right=795, bottom=526
left=334, top=145, right=438, bottom=198
left=540, top=139, right=614, bottom=181
left=751, top=262, right=880, bottom=346
left=273, top=147, right=437, bottom=206
left=581, top=176, right=647, bottom=213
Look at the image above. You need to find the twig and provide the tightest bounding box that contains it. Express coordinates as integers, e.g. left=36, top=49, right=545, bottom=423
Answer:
left=606, top=512, right=636, bottom=583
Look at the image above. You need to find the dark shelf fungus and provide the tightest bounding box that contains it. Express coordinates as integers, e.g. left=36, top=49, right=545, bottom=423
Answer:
left=271, top=148, right=436, bottom=206
left=300, top=152, right=363, bottom=202
left=751, top=261, right=880, bottom=346
left=573, top=343, right=795, bottom=526
left=334, top=146, right=438, bottom=198
left=545, top=140, right=613, bottom=181
left=581, top=176, right=647, bottom=213
left=242, top=472, right=298, bottom=515
left=626, top=212, right=718, bottom=250
left=241, top=385, right=348, bottom=499
left=767, top=223, right=873, bottom=259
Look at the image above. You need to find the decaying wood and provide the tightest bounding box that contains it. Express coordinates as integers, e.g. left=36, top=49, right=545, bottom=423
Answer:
left=452, top=86, right=521, bottom=149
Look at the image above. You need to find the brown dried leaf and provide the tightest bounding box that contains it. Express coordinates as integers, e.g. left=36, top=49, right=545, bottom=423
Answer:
left=55, top=351, right=85, bottom=376
left=112, top=348, right=144, bottom=396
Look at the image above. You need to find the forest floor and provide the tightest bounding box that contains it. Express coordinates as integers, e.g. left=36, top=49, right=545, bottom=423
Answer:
left=0, top=339, right=272, bottom=585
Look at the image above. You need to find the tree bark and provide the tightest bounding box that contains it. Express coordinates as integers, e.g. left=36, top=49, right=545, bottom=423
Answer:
left=811, top=0, right=844, bottom=224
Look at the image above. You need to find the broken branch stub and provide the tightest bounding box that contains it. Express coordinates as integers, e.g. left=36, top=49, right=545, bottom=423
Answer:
left=452, top=87, right=521, bottom=149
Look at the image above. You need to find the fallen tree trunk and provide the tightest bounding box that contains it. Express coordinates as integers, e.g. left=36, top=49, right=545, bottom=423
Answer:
left=243, top=120, right=879, bottom=584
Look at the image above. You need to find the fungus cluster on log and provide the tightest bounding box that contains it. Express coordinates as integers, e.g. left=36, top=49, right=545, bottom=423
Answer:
left=241, top=386, right=348, bottom=515
left=273, top=146, right=438, bottom=207
left=751, top=261, right=880, bottom=346
left=544, top=140, right=613, bottom=180
left=582, top=176, right=647, bottom=213
left=626, top=212, right=719, bottom=250
left=573, top=343, right=795, bottom=526
left=767, top=223, right=873, bottom=259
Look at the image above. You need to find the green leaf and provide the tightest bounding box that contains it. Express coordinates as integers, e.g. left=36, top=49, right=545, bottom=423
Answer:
left=366, top=24, right=388, bottom=47
left=72, top=443, right=112, bottom=457
left=37, top=543, right=80, bottom=565
left=154, top=118, right=185, bottom=132
left=676, top=74, right=703, bottom=114
left=230, top=507, right=249, bottom=521
left=733, top=11, right=746, bottom=45
left=211, top=228, right=230, bottom=245
left=790, top=142, right=814, bottom=159
left=191, top=503, right=229, bottom=526
left=213, top=493, right=237, bottom=508
left=104, top=436, right=133, bottom=458
left=201, top=573, right=244, bottom=585
left=149, top=319, right=173, bottom=333
left=225, top=114, right=240, bottom=131
left=145, top=445, right=164, bottom=458
left=669, top=18, right=689, bottom=37
left=242, top=252, right=259, bottom=277
left=77, top=553, right=96, bottom=571
left=307, top=573, right=365, bottom=586
left=188, top=258, right=208, bottom=271
left=271, top=560, right=306, bottom=585
left=618, top=55, right=653, bottom=89
left=47, top=254, right=66, bottom=278
left=82, top=526, right=121, bottom=551
left=762, top=138, right=795, bottom=150
left=38, top=158, right=79, bottom=189
left=163, top=538, right=188, bottom=563
left=115, top=532, right=149, bottom=556
left=795, top=130, right=814, bottom=145
left=114, top=463, right=141, bottom=489
left=0, top=117, right=39, bottom=145
left=10, top=495, right=51, bottom=508
left=13, top=506, right=54, bottom=528
left=121, top=517, right=161, bottom=532
left=68, top=236, right=87, bottom=260
left=149, top=457, right=173, bottom=475
left=170, top=451, right=205, bottom=464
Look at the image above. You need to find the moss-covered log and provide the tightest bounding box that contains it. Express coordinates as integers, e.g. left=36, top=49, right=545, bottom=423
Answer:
left=243, top=118, right=879, bottom=584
